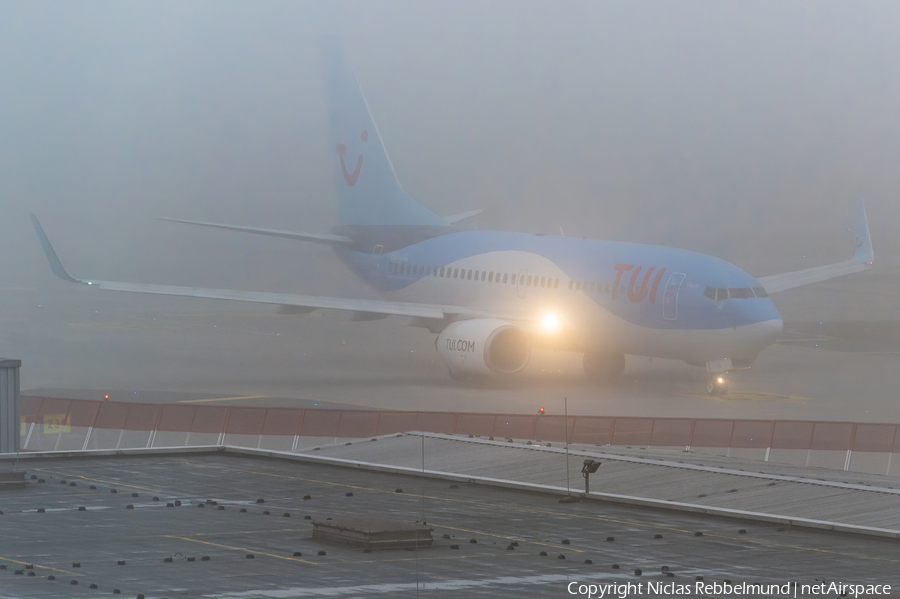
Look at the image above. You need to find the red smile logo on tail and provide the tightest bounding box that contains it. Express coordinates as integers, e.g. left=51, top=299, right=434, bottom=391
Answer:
left=336, top=130, right=368, bottom=186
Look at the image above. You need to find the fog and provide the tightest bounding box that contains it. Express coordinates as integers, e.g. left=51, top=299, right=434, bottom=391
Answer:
left=2, top=1, right=900, bottom=394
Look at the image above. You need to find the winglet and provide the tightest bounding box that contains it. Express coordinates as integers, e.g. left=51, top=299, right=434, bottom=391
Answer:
left=29, top=213, right=85, bottom=284
left=853, top=196, right=874, bottom=265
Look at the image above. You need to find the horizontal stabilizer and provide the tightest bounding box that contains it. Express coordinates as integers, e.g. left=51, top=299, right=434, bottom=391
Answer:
left=443, top=209, right=482, bottom=225
left=158, top=218, right=354, bottom=245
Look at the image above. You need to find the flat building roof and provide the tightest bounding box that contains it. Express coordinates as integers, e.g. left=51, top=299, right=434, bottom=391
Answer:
left=1, top=450, right=898, bottom=598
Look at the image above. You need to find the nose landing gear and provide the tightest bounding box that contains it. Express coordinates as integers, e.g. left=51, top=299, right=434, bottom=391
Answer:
left=706, top=376, right=728, bottom=396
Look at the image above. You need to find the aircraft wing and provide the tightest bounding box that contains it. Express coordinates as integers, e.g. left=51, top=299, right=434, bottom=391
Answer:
left=756, top=259, right=871, bottom=295
left=757, top=197, right=874, bottom=294
left=157, top=218, right=355, bottom=246
left=31, top=213, right=507, bottom=322
left=65, top=280, right=447, bottom=319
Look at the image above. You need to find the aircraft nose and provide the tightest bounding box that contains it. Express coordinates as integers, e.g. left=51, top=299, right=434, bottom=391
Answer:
left=755, top=300, right=783, bottom=341
left=733, top=299, right=782, bottom=354
left=763, top=314, right=784, bottom=341
left=768, top=299, right=783, bottom=325
left=734, top=297, right=782, bottom=341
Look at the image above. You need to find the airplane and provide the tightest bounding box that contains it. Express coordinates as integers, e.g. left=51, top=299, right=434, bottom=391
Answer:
left=30, top=38, right=874, bottom=396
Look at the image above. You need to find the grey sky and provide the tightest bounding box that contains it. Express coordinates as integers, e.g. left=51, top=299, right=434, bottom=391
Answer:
left=2, top=0, right=898, bottom=295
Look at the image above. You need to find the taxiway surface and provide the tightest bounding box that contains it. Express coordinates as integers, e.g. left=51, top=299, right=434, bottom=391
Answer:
left=2, top=270, right=899, bottom=423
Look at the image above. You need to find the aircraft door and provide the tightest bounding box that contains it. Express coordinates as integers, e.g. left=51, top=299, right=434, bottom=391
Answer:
left=662, top=272, right=686, bottom=320
left=368, top=244, right=384, bottom=276
left=516, top=269, right=528, bottom=299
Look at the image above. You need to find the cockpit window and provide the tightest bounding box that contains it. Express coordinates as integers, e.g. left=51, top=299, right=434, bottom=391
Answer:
left=752, top=286, right=769, bottom=298
left=728, top=287, right=754, bottom=299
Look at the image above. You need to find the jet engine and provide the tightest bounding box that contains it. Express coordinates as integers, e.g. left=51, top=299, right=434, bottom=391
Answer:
left=436, top=319, right=531, bottom=377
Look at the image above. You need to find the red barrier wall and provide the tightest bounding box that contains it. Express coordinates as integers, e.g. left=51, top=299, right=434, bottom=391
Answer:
left=650, top=419, right=693, bottom=447
left=18, top=396, right=900, bottom=454
left=852, top=424, right=897, bottom=453
left=157, top=405, right=195, bottom=433
left=376, top=413, right=419, bottom=436
left=194, top=407, right=228, bottom=434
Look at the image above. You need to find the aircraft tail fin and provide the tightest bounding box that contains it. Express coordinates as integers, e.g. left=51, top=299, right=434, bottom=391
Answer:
left=320, top=36, right=447, bottom=227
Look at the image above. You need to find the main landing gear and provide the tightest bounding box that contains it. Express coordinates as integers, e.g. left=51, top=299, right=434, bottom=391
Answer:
left=706, top=376, right=728, bottom=396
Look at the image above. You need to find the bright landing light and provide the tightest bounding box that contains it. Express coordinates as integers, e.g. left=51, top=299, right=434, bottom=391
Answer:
left=541, top=312, right=562, bottom=333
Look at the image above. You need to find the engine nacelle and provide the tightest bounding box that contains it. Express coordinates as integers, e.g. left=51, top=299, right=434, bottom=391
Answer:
left=436, top=319, right=531, bottom=377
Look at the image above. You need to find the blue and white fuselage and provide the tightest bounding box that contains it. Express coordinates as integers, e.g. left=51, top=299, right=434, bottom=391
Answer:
left=338, top=231, right=783, bottom=365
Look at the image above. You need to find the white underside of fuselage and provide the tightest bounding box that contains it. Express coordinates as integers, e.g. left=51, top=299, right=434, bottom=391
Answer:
left=380, top=250, right=782, bottom=364
left=614, top=317, right=783, bottom=363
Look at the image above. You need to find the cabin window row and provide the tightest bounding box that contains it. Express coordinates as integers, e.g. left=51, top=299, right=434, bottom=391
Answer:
left=388, top=262, right=560, bottom=288
left=703, top=286, right=769, bottom=301
left=389, top=262, right=632, bottom=295
left=567, top=280, right=616, bottom=295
